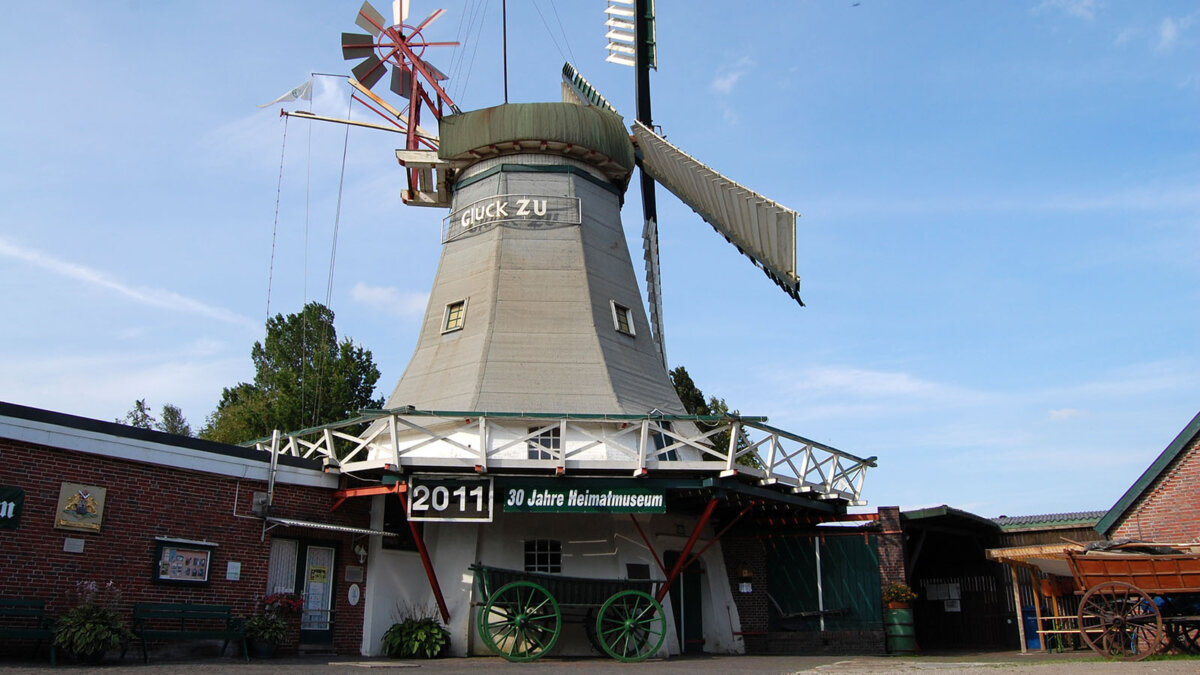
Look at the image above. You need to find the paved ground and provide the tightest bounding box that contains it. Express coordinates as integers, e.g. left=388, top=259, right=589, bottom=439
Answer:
left=1, top=651, right=1198, bottom=674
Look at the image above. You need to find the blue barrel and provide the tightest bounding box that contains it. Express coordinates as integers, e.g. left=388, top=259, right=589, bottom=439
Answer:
left=1022, top=608, right=1040, bottom=649
left=884, top=608, right=915, bottom=654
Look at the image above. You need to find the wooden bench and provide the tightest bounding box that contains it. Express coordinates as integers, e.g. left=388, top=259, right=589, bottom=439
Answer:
left=0, top=598, right=56, bottom=666
left=123, top=603, right=247, bottom=663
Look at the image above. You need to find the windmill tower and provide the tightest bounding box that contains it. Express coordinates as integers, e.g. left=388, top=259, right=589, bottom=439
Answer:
left=264, top=0, right=870, bottom=661
left=339, top=3, right=801, bottom=425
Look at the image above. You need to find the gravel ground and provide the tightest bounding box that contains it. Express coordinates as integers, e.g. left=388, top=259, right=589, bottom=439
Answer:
left=0, top=652, right=1197, bottom=674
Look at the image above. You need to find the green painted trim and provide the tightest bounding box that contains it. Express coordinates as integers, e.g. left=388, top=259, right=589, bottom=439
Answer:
left=495, top=476, right=703, bottom=491
left=363, top=407, right=767, bottom=424
left=901, top=505, right=999, bottom=531
left=1095, top=409, right=1200, bottom=535
left=702, top=478, right=838, bottom=513
left=454, top=163, right=624, bottom=198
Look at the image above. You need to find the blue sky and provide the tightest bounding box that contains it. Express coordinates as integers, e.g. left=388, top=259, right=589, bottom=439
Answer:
left=1, top=1, right=1196, bottom=518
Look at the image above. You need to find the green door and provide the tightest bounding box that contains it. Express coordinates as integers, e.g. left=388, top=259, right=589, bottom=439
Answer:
left=664, top=551, right=704, bottom=653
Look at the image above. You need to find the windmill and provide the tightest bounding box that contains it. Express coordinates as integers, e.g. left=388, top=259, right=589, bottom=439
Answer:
left=253, top=1, right=873, bottom=659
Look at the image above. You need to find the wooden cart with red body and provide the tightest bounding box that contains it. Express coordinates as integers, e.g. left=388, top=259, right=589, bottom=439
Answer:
left=1066, top=548, right=1200, bottom=660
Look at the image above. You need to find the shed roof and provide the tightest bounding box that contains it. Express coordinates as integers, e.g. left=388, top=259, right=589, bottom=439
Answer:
left=992, top=511, right=1106, bottom=531
left=1095, top=409, right=1200, bottom=536
left=901, top=505, right=1000, bottom=534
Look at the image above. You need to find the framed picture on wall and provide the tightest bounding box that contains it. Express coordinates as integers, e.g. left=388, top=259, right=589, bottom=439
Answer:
left=153, top=539, right=216, bottom=585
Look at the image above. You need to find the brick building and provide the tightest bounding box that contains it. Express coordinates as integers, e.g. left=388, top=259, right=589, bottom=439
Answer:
left=0, top=401, right=371, bottom=659
left=1096, top=409, right=1200, bottom=542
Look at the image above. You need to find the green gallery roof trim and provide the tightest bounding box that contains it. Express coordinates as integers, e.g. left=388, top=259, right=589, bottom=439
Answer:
left=1095, top=409, right=1200, bottom=536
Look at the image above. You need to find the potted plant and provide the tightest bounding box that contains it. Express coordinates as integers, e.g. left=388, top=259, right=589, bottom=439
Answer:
left=381, top=615, right=450, bottom=658
left=53, top=580, right=133, bottom=664
left=882, top=581, right=917, bottom=609
left=244, top=592, right=302, bottom=658
left=243, top=612, right=288, bottom=658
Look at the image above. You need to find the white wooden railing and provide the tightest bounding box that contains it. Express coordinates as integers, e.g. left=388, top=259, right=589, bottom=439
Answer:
left=248, top=408, right=875, bottom=504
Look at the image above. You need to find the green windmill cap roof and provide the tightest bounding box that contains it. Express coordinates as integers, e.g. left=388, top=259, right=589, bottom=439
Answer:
left=438, top=102, right=636, bottom=179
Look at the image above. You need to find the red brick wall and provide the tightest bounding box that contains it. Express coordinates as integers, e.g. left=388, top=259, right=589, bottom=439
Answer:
left=721, top=537, right=769, bottom=633
left=876, top=506, right=906, bottom=589
left=1111, top=436, right=1200, bottom=542
left=0, top=435, right=369, bottom=657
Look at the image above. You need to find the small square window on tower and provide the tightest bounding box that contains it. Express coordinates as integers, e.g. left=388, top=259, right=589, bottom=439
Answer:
left=610, top=301, right=635, bottom=336
left=443, top=299, right=466, bottom=333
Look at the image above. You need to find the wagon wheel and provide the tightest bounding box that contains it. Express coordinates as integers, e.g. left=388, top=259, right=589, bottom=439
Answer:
left=477, top=581, right=561, bottom=662
left=1165, top=621, right=1200, bottom=655
left=595, top=590, right=667, bottom=662
left=1077, top=581, right=1164, bottom=661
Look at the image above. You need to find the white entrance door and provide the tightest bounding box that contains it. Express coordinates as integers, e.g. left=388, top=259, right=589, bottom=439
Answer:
left=301, top=545, right=335, bottom=642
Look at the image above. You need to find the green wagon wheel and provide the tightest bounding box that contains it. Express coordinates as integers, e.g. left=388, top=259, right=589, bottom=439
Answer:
left=477, top=581, right=561, bottom=662
left=595, top=590, right=667, bottom=662
left=1077, top=581, right=1163, bottom=661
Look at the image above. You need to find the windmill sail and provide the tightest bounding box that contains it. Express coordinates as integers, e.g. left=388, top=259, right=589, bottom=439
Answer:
left=632, top=121, right=804, bottom=305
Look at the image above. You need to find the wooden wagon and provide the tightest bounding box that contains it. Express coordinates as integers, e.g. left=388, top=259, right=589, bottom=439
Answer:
left=471, top=564, right=667, bottom=662
left=1066, top=547, right=1200, bottom=660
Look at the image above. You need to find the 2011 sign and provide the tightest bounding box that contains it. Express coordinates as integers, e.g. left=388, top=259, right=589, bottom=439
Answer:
left=406, top=476, right=494, bottom=522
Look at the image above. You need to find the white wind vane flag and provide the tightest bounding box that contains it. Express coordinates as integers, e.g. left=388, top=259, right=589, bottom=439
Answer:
left=257, top=78, right=313, bottom=108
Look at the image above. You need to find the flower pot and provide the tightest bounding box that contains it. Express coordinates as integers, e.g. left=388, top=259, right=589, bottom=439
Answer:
left=885, top=601, right=911, bottom=610
left=73, top=649, right=106, bottom=665
left=249, top=640, right=279, bottom=659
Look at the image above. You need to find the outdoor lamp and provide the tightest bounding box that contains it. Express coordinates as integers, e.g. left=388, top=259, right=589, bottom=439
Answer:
left=738, top=564, right=753, bottom=593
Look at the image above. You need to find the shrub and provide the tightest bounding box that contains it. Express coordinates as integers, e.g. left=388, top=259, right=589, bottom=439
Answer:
left=381, top=616, right=450, bottom=658
left=243, top=613, right=288, bottom=644
left=52, top=580, right=133, bottom=657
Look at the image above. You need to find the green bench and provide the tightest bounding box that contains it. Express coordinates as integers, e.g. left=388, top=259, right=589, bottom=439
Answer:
left=123, top=603, right=247, bottom=663
left=0, top=598, right=56, bottom=666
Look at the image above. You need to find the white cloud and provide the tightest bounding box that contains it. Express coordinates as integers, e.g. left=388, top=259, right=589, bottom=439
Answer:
left=0, top=236, right=258, bottom=330
left=1048, top=407, right=1087, bottom=420
left=710, top=56, right=754, bottom=95
left=0, top=343, right=249, bottom=424
left=1034, top=0, right=1100, bottom=21
left=350, top=281, right=428, bottom=317
left=1157, top=17, right=1179, bottom=51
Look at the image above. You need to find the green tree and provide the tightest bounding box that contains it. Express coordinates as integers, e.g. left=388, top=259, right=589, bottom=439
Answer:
left=669, top=366, right=760, bottom=469
left=201, top=302, right=383, bottom=444
left=118, top=399, right=156, bottom=429
left=119, top=400, right=194, bottom=436
left=158, top=403, right=192, bottom=436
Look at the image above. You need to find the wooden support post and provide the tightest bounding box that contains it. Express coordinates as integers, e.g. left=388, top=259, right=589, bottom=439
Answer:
left=657, top=498, right=718, bottom=603
left=1010, top=564, right=1027, bottom=655
left=681, top=501, right=756, bottom=570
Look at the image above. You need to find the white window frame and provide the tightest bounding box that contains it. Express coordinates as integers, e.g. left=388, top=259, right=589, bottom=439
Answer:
left=524, top=539, right=562, bottom=574
left=610, top=300, right=635, bottom=337
left=442, top=299, right=467, bottom=333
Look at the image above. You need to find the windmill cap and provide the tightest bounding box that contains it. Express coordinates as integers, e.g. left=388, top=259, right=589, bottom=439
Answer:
left=438, top=102, right=635, bottom=184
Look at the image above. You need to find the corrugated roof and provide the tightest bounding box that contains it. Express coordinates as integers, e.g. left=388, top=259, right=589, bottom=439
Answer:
left=991, top=510, right=1107, bottom=531
left=1095, top=409, right=1200, bottom=536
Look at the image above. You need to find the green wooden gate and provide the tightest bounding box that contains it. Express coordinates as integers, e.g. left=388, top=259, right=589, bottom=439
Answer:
left=766, top=534, right=883, bottom=631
